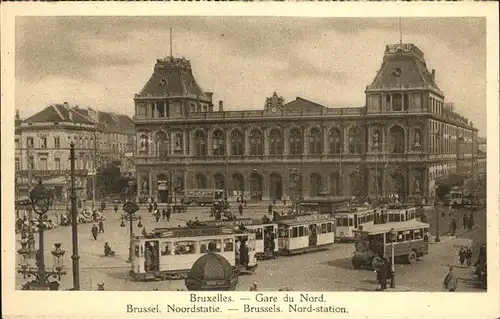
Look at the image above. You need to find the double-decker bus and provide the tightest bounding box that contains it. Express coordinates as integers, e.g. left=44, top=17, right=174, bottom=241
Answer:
left=130, top=226, right=257, bottom=281
left=351, top=219, right=430, bottom=269
left=181, top=189, right=224, bottom=206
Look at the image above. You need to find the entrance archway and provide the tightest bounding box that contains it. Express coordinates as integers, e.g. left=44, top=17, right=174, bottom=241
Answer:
left=269, top=173, right=283, bottom=200
left=195, top=173, right=207, bottom=189
left=157, top=173, right=169, bottom=203
left=250, top=173, right=263, bottom=201
left=232, top=173, right=245, bottom=198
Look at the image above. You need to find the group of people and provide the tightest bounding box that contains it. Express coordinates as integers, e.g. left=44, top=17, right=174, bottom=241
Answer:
left=147, top=202, right=173, bottom=222
left=448, top=211, right=475, bottom=236
left=458, top=247, right=473, bottom=267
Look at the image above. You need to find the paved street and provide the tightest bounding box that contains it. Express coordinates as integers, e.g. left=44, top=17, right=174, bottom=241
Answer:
left=15, top=204, right=486, bottom=292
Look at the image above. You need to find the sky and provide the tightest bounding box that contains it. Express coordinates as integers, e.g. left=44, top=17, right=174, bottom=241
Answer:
left=15, top=16, right=486, bottom=135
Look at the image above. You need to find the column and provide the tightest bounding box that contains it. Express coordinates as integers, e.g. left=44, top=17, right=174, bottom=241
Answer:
left=189, top=131, right=195, bottom=156
left=183, top=130, right=188, bottom=156
left=244, top=129, right=250, bottom=156
left=343, top=127, right=349, bottom=153
left=170, top=132, right=175, bottom=156
left=226, top=130, right=231, bottom=156
left=148, top=132, right=153, bottom=156
left=207, top=129, right=213, bottom=156
left=303, top=127, right=309, bottom=155
left=283, top=128, right=289, bottom=155
left=323, top=127, right=329, bottom=154
left=136, top=174, right=141, bottom=197
left=263, top=128, right=269, bottom=155
left=164, top=101, right=167, bottom=118
left=148, top=171, right=153, bottom=198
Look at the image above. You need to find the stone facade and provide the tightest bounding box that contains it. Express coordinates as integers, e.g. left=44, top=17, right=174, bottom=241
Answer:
left=134, top=44, right=480, bottom=204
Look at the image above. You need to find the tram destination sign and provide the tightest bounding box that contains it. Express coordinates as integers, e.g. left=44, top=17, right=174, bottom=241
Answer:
left=294, top=214, right=331, bottom=223
left=205, top=219, right=258, bottom=228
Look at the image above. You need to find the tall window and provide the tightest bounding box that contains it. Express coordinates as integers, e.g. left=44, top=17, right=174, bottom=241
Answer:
left=393, top=93, right=403, bottom=111
left=249, top=130, right=263, bottom=155
left=40, top=137, right=47, bottom=148
left=289, top=129, right=302, bottom=155
left=212, top=130, right=225, bottom=156
left=27, top=137, right=34, bottom=148
left=348, top=126, right=362, bottom=154
left=39, top=158, right=48, bottom=170
left=15, top=157, right=20, bottom=170
left=309, top=128, right=322, bottom=154
left=28, top=156, right=34, bottom=170
left=390, top=125, right=405, bottom=153
left=54, top=158, right=61, bottom=170
left=230, top=130, right=244, bottom=156
left=194, top=131, right=206, bottom=156
left=54, top=137, right=60, bottom=149
left=15, top=138, right=20, bottom=149
left=269, top=129, right=283, bottom=155
left=155, top=131, right=169, bottom=157
left=328, top=128, right=342, bottom=154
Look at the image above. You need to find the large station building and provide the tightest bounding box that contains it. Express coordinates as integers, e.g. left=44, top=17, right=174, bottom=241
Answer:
left=133, top=43, right=480, bottom=204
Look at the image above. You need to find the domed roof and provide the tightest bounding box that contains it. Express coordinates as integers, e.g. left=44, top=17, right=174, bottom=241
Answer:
left=185, top=252, right=238, bottom=291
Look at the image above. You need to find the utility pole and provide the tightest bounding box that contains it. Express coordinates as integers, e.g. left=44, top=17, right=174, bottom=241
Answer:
left=92, top=126, right=97, bottom=209
left=26, top=144, right=35, bottom=252
left=70, top=142, right=80, bottom=290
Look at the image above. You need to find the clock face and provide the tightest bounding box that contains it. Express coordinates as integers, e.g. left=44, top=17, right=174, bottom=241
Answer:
left=392, top=67, right=402, bottom=77
left=271, top=107, right=277, bottom=113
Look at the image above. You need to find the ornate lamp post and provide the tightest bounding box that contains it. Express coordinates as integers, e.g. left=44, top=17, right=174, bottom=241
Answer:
left=185, top=242, right=238, bottom=291
left=388, top=228, right=396, bottom=288
left=122, top=200, right=140, bottom=263
left=17, top=179, right=66, bottom=290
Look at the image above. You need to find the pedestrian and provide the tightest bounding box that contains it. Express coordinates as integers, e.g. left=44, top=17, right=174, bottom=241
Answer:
left=153, top=202, right=158, bottom=211
left=155, top=209, right=160, bottom=222
left=468, top=213, right=474, bottom=230
left=376, top=258, right=388, bottom=291
left=148, top=203, right=153, bottom=213
left=238, top=203, right=243, bottom=216
left=443, top=266, right=457, bottom=292
left=244, top=198, right=248, bottom=207
left=465, top=247, right=473, bottom=267
left=161, top=209, right=166, bottom=219
left=448, top=205, right=453, bottom=216
left=166, top=206, right=171, bottom=222
left=268, top=204, right=273, bottom=215
left=249, top=282, right=258, bottom=291
left=463, top=214, right=469, bottom=229
left=91, top=224, right=98, bottom=240
left=114, top=204, right=118, bottom=214
left=458, top=248, right=465, bottom=266
left=98, top=219, right=105, bottom=233
left=449, top=219, right=457, bottom=236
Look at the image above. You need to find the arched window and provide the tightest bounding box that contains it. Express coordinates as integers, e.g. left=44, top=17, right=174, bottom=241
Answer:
left=309, top=128, right=322, bottom=154
left=155, top=131, right=169, bottom=158
left=269, top=129, right=283, bottom=155
left=212, top=130, right=225, bottom=156
left=213, top=174, right=226, bottom=190
left=194, top=131, right=206, bottom=156
left=195, top=174, right=207, bottom=189
left=328, top=128, right=342, bottom=154
left=249, top=130, right=263, bottom=155
left=289, top=128, right=302, bottom=155
left=330, top=173, right=340, bottom=196
left=390, top=125, right=405, bottom=153
left=348, top=126, right=362, bottom=154
left=309, top=173, right=322, bottom=197
left=230, top=130, right=244, bottom=156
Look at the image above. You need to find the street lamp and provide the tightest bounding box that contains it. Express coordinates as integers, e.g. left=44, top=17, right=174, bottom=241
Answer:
left=389, top=228, right=396, bottom=288
left=17, top=179, right=66, bottom=290
left=122, top=200, right=140, bottom=263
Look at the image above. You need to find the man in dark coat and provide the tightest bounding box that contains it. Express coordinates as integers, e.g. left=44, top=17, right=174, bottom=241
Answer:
left=91, top=224, right=98, bottom=240
left=238, top=203, right=244, bottom=216
left=166, top=206, right=171, bottom=222
left=376, top=258, right=388, bottom=290
left=268, top=204, right=273, bottom=215
left=449, top=219, right=457, bottom=236
left=463, top=214, right=469, bottom=229
left=443, top=266, right=457, bottom=291
left=98, top=219, right=105, bottom=233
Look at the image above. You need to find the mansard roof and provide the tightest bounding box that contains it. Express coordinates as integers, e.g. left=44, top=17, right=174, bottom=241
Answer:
left=284, top=97, right=326, bottom=110
left=24, top=103, right=95, bottom=125
left=73, top=107, right=134, bottom=134
left=367, top=43, right=443, bottom=95
left=137, top=56, right=209, bottom=100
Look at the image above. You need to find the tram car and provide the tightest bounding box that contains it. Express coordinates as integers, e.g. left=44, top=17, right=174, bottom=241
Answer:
left=129, top=226, right=257, bottom=281
left=203, top=219, right=279, bottom=260
left=333, top=207, right=376, bottom=242
left=276, top=213, right=336, bottom=255
left=384, top=205, right=417, bottom=223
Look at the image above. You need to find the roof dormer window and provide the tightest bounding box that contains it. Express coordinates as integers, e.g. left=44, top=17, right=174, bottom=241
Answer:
left=392, top=67, right=402, bottom=77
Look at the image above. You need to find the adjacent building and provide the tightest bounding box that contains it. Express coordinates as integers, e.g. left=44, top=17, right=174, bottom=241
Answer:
left=134, top=43, right=480, bottom=204
left=15, top=102, right=134, bottom=202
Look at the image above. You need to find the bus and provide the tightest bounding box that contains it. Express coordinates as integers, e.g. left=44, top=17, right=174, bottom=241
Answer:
left=130, top=226, right=257, bottom=281
left=182, top=189, right=224, bottom=206
left=277, top=213, right=336, bottom=255
left=351, top=219, right=430, bottom=269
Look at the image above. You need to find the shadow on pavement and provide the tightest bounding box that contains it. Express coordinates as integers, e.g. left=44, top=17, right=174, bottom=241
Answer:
left=106, top=269, right=133, bottom=282
left=322, top=257, right=356, bottom=270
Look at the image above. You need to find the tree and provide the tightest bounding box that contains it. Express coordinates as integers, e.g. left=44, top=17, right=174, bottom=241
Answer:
left=95, top=163, right=128, bottom=198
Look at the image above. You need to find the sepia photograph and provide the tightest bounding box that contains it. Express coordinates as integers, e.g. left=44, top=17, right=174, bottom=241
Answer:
left=10, top=15, right=490, bottom=292
left=2, top=4, right=499, bottom=319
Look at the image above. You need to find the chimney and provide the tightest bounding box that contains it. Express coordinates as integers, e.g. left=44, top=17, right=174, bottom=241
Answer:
left=218, top=100, right=224, bottom=112
left=15, top=109, right=20, bottom=120
left=431, top=69, right=435, bottom=81
left=205, top=92, right=213, bottom=102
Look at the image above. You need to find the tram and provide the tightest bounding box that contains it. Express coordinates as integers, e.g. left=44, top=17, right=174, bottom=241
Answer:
left=333, top=207, right=376, bottom=242
left=277, top=213, right=336, bottom=255
left=130, top=226, right=257, bottom=281
left=202, top=219, right=279, bottom=260
left=384, top=205, right=417, bottom=223
left=299, top=197, right=351, bottom=214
